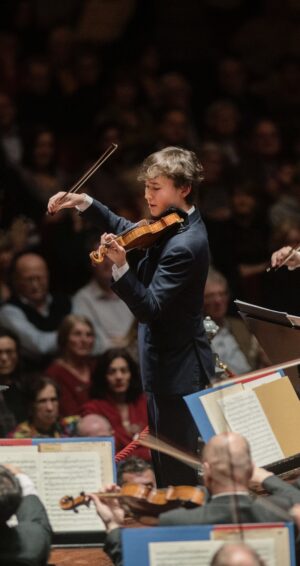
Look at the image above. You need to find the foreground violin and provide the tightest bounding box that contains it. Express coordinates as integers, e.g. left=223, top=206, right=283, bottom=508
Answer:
left=60, top=482, right=206, bottom=518
left=89, top=211, right=184, bottom=265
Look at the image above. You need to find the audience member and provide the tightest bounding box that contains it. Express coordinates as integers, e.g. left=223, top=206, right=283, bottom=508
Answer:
left=0, top=252, right=71, bottom=368
left=210, top=543, right=265, bottom=566
left=81, top=348, right=149, bottom=459
left=203, top=100, right=242, bottom=166
left=20, top=126, right=67, bottom=208
left=9, top=375, right=78, bottom=438
left=77, top=413, right=113, bottom=437
left=117, top=457, right=156, bottom=488
left=204, top=269, right=265, bottom=375
left=0, top=464, right=52, bottom=565
left=0, top=328, right=27, bottom=436
left=73, top=256, right=134, bottom=354
left=207, top=180, right=270, bottom=304
left=0, top=91, right=23, bottom=166
left=46, top=314, right=96, bottom=416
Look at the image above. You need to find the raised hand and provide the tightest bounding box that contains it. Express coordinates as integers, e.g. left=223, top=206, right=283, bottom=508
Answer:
left=271, top=246, right=300, bottom=271
left=47, top=192, right=87, bottom=215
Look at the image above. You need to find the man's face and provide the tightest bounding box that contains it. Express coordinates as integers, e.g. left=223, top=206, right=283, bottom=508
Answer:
left=0, top=337, right=18, bottom=376
left=122, top=469, right=156, bottom=489
left=14, top=255, right=49, bottom=306
left=204, top=281, right=229, bottom=324
left=144, top=175, right=190, bottom=217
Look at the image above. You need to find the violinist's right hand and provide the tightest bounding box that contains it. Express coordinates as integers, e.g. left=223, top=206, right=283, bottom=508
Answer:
left=271, top=246, right=300, bottom=271
left=47, top=191, right=87, bottom=215
left=88, top=483, right=125, bottom=532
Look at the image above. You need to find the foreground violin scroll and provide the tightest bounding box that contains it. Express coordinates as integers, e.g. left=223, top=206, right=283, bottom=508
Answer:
left=59, top=482, right=206, bottom=520
left=89, top=212, right=184, bottom=265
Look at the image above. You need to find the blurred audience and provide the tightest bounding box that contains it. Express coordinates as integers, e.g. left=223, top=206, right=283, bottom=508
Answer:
left=77, top=413, right=113, bottom=437
left=73, top=255, right=134, bottom=354
left=46, top=314, right=95, bottom=416
left=9, top=375, right=78, bottom=438
left=81, top=348, right=148, bottom=459
left=204, top=269, right=266, bottom=375
left=0, top=328, right=28, bottom=437
left=0, top=252, right=71, bottom=369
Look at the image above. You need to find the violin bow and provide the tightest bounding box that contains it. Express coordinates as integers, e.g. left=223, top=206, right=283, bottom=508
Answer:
left=49, top=142, right=118, bottom=212
left=136, top=432, right=202, bottom=471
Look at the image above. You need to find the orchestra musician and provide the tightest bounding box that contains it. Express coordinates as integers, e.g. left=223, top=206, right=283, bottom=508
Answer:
left=47, top=146, right=215, bottom=488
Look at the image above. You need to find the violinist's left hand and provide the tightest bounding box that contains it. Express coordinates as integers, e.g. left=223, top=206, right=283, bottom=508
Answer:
left=101, top=233, right=127, bottom=267
left=87, top=484, right=125, bottom=532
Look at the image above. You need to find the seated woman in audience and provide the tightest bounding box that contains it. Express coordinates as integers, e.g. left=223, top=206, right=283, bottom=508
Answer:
left=46, top=314, right=96, bottom=416
left=0, top=328, right=28, bottom=437
left=9, top=375, right=78, bottom=438
left=81, top=348, right=149, bottom=459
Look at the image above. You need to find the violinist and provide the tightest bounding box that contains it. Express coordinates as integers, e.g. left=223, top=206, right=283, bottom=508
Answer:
left=87, top=432, right=300, bottom=566
left=47, top=146, right=215, bottom=487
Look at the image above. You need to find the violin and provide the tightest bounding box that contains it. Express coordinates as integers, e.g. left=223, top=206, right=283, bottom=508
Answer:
left=89, top=211, right=184, bottom=265
left=60, top=482, right=206, bottom=518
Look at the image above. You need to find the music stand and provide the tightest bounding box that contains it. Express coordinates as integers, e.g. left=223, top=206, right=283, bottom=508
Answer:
left=235, top=300, right=300, bottom=388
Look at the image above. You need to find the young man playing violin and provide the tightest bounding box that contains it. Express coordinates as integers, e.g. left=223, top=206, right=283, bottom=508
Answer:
left=48, top=146, right=215, bottom=487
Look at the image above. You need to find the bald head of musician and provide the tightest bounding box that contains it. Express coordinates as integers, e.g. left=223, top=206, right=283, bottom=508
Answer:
left=202, top=432, right=254, bottom=494
left=210, top=543, right=265, bottom=566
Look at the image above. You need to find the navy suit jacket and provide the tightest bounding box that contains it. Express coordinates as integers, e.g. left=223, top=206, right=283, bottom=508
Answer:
left=85, top=200, right=214, bottom=395
left=0, top=494, right=52, bottom=565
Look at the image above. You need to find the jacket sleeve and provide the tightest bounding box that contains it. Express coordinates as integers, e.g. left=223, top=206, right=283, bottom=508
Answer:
left=17, top=495, right=52, bottom=564
left=263, top=474, right=300, bottom=506
left=104, top=528, right=123, bottom=566
left=112, top=245, right=195, bottom=323
left=83, top=199, right=134, bottom=235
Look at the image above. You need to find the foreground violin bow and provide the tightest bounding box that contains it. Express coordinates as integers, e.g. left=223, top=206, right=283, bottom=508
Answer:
left=48, top=143, right=118, bottom=214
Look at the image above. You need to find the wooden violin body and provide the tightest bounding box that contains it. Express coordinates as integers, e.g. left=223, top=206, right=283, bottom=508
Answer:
left=60, top=483, right=206, bottom=518
left=89, top=212, right=184, bottom=265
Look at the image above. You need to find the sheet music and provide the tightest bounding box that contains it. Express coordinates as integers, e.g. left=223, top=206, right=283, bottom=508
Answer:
left=38, top=451, right=104, bottom=532
left=212, top=527, right=287, bottom=566
left=38, top=440, right=114, bottom=486
left=219, top=390, right=284, bottom=466
left=0, top=446, right=39, bottom=489
left=149, top=540, right=223, bottom=566
left=200, top=384, right=243, bottom=434
left=149, top=538, right=276, bottom=566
